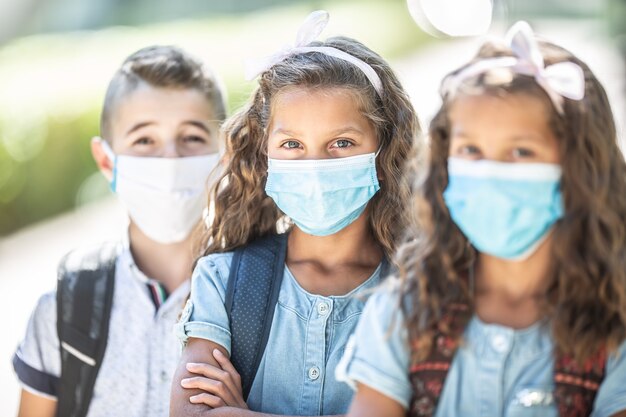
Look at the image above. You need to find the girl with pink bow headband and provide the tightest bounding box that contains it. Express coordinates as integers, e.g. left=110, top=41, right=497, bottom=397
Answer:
left=170, top=9, right=420, bottom=417
left=338, top=21, right=626, bottom=417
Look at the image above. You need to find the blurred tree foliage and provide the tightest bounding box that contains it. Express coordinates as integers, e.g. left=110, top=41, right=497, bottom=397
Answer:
left=607, top=0, right=626, bottom=59
left=0, top=0, right=430, bottom=236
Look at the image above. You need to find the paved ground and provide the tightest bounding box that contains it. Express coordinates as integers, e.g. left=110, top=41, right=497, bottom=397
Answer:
left=0, top=19, right=623, bottom=416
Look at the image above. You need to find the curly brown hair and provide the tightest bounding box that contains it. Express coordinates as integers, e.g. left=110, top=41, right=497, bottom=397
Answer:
left=197, top=36, right=420, bottom=260
left=399, top=39, right=626, bottom=364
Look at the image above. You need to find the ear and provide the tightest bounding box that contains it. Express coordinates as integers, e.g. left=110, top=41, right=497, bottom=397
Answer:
left=91, top=137, right=114, bottom=182
left=219, top=153, right=230, bottom=166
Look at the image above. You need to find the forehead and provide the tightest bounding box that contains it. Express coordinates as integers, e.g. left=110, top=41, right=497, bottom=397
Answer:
left=109, top=84, right=215, bottom=137
left=269, top=87, right=369, bottom=131
left=448, top=92, right=554, bottom=136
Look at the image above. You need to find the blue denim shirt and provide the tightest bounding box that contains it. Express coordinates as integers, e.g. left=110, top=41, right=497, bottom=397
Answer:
left=336, top=282, right=626, bottom=417
left=176, top=252, right=383, bottom=415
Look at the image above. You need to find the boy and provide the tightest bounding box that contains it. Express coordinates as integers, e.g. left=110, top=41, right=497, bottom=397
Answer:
left=12, top=45, right=226, bottom=417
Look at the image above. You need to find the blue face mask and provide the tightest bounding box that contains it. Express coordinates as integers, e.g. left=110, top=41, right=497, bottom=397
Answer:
left=443, top=158, right=564, bottom=261
left=265, top=152, right=380, bottom=236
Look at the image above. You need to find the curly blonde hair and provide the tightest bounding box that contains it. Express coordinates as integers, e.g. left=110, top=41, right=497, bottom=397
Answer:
left=198, top=36, right=420, bottom=261
left=399, top=40, right=626, bottom=364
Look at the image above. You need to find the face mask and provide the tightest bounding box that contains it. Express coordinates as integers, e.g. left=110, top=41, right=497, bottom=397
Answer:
left=443, top=157, right=564, bottom=261
left=265, top=152, right=380, bottom=236
left=99, top=139, right=220, bottom=244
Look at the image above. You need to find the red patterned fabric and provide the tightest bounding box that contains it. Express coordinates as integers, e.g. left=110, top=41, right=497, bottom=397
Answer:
left=553, top=348, right=607, bottom=417
left=408, top=303, right=471, bottom=417
left=407, top=303, right=606, bottom=417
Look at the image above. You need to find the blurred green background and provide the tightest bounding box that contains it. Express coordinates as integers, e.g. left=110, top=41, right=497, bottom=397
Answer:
left=0, top=0, right=622, bottom=237
left=0, top=0, right=434, bottom=236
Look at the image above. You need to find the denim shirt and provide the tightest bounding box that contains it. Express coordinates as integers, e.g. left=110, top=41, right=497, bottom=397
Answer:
left=336, top=281, right=626, bottom=417
left=176, top=252, right=383, bottom=415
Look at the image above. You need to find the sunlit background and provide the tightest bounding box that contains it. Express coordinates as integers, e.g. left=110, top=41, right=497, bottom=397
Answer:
left=0, top=0, right=624, bottom=414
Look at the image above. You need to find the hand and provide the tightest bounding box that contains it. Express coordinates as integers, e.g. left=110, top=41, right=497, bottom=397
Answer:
left=181, top=349, right=248, bottom=409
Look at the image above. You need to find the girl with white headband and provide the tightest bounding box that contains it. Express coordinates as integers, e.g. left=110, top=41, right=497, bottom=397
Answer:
left=170, top=10, right=420, bottom=417
left=338, top=22, right=626, bottom=417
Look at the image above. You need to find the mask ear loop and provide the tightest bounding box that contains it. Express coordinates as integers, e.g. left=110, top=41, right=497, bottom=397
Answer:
left=93, top=137, right=118, bottom=191
left=374, top=147, right=382, bottom=158
left=469, top=262, right=475, bottom=301
left=95, top=137, right=117, bottom=162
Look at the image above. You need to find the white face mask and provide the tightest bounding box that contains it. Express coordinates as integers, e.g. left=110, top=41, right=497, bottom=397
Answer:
left=99, top=139, right=220, bottom=244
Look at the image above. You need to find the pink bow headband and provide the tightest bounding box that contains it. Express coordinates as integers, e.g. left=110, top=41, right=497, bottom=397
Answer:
left=440, top=21, right=585, bottom=114
left=244, top=10, right=384, bottom=98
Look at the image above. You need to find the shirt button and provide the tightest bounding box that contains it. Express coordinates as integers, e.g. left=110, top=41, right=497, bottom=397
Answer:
left=317, top=302, right=330, bottom=316
left=308, top=366, right=321, bottom=380
left=491, top=334, right=510, bottom=353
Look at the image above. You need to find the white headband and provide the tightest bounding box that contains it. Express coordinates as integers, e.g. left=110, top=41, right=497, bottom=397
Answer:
left=244, top=10, right=384, bottom=98
left=440, top=21, right=585, bottom=114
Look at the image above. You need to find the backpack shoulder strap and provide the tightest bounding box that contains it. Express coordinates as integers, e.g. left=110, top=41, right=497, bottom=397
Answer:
left=553, top=348, right=607, bottom=417
left=225, top=233, right=288, bottom=401
left=56, top=242, right=119, bottom=417
left=408, top=302, right=471, bottom=417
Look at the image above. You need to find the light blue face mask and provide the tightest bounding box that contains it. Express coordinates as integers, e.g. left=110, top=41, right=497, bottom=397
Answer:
left=443, top=158, right=564, bottom=261
left=265, top=152, right=380, bottom=236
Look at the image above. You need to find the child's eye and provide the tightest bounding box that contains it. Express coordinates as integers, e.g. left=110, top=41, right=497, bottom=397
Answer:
left=281, top=140, right=302, bottom=149
left=457, top=144, right=481, bottom=156
left=182, top=135, right=207, bottom=144
left=332, top=139, right=354, bottom=149
left=133, top=137, right=153, bottom=146
left=512, top=148, right=535, bottom=159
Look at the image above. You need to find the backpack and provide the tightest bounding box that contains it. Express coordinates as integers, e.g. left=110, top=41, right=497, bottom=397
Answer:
left=53, top=234, right=283, bottom=415
left=407, top=302, right=607, bottom=417
left=225, top=232, right=390, bottom=400
left=225, top=233, right=289, bottom=400
left=56, top=243, right=118, bottom=417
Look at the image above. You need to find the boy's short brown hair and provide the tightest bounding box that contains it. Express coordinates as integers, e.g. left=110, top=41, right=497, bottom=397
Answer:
left=100, top=45, right=227, bottom=141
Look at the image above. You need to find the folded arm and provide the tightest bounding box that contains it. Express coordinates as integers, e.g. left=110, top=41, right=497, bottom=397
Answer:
left=170, top=337, right=344, bottom=417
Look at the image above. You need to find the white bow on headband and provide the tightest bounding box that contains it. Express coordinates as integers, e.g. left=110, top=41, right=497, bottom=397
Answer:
left=441, top=21, right=585, bottom=114
left=244, top=10, right=384, bottom=97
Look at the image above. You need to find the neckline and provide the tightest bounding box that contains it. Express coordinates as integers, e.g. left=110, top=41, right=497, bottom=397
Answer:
left=284, top=261, right=384, bottom=299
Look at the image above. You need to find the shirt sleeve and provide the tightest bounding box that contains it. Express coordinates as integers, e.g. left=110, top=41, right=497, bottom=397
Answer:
left=335, top=281, right=413, bottom=409
left=13, top=291, right=61, bottom=399
left=174, top=252, right=234, bottom=355
left=591, top=339, right=626, bottom=417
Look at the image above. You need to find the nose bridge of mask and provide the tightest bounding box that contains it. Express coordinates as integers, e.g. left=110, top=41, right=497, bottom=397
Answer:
left=267, top=151, right=377, bottom=175
left=266, top=153, right=378, bottom=195
left=447, top=157, right=562, bottom=180
left=98, top=138, right=219, bottom=195
left=265, top=151, right=380, bottom=236
left=123, top=154, right=220, bottom=193
left=444, top=157, right=564, bottom=260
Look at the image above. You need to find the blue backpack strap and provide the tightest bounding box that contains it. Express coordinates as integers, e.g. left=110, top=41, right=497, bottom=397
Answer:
left=225, top=233, right=289, bottom=401
left=56, top=243, right=119, bottom=417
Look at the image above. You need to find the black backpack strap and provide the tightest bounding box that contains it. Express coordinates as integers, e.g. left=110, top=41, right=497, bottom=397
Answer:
left=56, top=243, right=118, bottom=417
left=225, top=233, right=288, bottom=401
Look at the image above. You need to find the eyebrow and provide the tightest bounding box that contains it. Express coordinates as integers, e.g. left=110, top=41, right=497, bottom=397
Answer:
left=451, top=131, right=547, bottom=143
left=509, top=134, right=546, bottom=143
left=329, top=127, right=365, bottom=136
left=125, top=121, right=156, bottom=136
left=182, top=120, right=212, bottom=134
left=270, top=126, right=365, bottom=137
left=125, top=120, right=212, bottom=136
